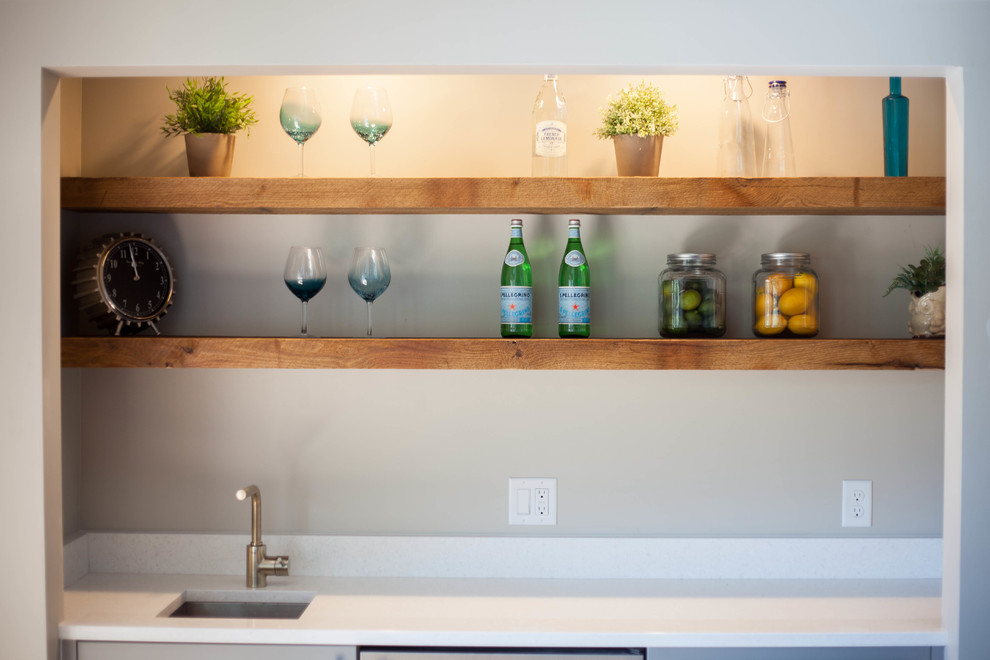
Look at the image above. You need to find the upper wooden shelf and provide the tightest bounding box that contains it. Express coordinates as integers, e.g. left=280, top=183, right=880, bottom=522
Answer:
left=60, top=176, right=946, bottom=216
left=61, top=337, right=944, bottom=370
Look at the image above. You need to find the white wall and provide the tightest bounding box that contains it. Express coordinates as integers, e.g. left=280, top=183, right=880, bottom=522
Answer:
left=2, top=1, right=988, bottom=659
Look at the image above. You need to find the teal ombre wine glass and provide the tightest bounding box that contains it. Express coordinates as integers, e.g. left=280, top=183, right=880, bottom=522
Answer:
left=280, top=87, right=322, bottom=177
left=347, top=247, right=391, bottom=336
left=284, top=246, right=326, bottom=336
left=350, top=87, right=392, bottom=176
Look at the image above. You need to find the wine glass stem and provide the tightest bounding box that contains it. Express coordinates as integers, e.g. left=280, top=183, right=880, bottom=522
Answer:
left=369, top=144, right=376, bottom=177
left=297, top=142, right=306, bottom=177
left=366, top=301, right=374, bottom=337
left=301, top=300, right=309, bottom=336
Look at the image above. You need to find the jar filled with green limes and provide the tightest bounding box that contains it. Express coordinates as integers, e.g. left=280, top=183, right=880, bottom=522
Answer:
left=659, top=253, right=726, bottom=337
left=752, top=252, right=819, bottom=338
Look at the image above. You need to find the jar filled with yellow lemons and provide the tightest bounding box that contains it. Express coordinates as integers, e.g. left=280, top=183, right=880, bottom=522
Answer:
left=752, top=252, right=819, bottom=337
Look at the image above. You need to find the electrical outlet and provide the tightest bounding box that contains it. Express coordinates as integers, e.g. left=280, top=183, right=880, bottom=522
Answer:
left=842, top=479, right=873, bottom=527
left=508, top=478, right=556, bottom=525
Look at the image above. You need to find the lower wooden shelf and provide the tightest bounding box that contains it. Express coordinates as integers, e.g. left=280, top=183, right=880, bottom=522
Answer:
left=60, top=337, right=944, bottom=370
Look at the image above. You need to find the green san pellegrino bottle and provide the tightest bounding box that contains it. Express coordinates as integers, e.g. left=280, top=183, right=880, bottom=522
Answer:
left=558, top=218, right=590, bottom=337
left=500, top=218, right=533, bottom=337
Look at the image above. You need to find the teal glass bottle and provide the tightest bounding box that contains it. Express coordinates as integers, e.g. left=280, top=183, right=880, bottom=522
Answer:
left=558, top=218, right=590, bottom=338
left=500, top=219, right=533, bottom=337
left=883, top=77, right=909, bottom=176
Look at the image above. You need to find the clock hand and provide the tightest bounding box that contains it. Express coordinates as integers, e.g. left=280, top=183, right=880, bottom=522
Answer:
left=128, top=244, right=141, bottom=281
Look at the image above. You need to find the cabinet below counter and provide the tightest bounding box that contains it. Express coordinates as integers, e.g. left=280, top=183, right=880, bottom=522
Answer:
left=60, top=573, right=945, bottom=650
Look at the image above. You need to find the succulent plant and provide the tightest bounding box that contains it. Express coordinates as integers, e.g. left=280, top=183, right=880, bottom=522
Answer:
left=593, top=80, right=679, bottom=139
left=883, top=245, right=946, bottom=298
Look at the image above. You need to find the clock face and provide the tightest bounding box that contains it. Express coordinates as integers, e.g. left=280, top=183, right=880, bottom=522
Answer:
left=96, top=237, right=174, bottom=322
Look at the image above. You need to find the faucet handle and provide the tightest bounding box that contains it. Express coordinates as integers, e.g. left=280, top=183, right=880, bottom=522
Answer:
left=271, top=555, right=290, bottom=574
left=236, top=485, right=260, bottom=501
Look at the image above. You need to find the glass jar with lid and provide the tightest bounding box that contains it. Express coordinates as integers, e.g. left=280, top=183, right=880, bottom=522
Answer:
left=752, top=252, right=819, bottom=337
left=659, top=253, right=726, bottom=337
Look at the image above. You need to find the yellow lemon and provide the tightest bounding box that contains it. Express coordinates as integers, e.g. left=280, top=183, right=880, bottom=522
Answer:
left=778, top=287, right=811, bottom=317
left=754, top=314, right=788, bottom=336
left=766, top=274, right=793, bottom=297
left=793, top=272, right=818, bottom=295
left=787, top=314, right=819, bottom=335
left=754, top=290, right=776, bottom=316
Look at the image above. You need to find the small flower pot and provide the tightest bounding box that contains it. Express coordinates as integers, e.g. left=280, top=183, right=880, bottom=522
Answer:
left=612, top=135, right=664, bottom=176
left=184, top=133, right=236, bottom=177
left=908, top=285, right=946, bottom=337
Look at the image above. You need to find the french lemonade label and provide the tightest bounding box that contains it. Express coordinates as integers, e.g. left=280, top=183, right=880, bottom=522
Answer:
left=558, top=286, right=590, bottom=324
left=504, top=249, right=525, bottom=267
left=535, top=120, right=567, bottom=157
left=501, top=286, right=533, bottom=324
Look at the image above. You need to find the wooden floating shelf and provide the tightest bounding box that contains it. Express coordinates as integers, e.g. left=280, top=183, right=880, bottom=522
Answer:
left=61, top=337, right=944, bottom=371
left=60, top=176, right=946, bottom=216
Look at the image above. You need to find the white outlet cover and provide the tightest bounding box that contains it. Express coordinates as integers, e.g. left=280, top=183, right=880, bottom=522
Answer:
left=842, top=479, right=873, bottom=528
left=508, top=478, right=557, bottom=525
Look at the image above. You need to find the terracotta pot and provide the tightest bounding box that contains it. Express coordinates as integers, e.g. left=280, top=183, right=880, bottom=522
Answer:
left=908, top=285, right=946, bottom=337
left=612, top=134, right=664, bottom=176
left=184, top=133, right=235, bottom=177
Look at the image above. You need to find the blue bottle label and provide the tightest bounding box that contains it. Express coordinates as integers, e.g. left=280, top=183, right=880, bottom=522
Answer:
left=558, top=286, right=590, bottom=324
left=504, top=250, right=525, bottom=267
left=501, top=286, right=533, bottom=324
left=564, top=250, right=585, bottom=267
left=568, top=227, right=580, bottom=239
left=510, top=226, right=523, bottom=238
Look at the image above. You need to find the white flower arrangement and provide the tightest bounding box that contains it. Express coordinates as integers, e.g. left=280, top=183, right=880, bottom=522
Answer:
left=594, top=80, right=679, bottom=139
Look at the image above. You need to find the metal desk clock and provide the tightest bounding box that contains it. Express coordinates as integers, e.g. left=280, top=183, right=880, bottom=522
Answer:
left=74, top=233, right=175, bottom=336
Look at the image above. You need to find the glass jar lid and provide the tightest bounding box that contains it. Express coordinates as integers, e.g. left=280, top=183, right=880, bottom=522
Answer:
left=667, top=253, right=717, bottom=266
left=761, top=251, right=810, bottom=266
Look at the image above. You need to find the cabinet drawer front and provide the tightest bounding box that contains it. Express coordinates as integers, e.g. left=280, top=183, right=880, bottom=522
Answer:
left=77, top=641, right=355, bottom=660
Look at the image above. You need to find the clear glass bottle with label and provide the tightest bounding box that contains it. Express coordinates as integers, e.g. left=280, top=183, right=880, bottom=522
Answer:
left=752, top=252, right=819, bottom=338
left=558, top=219, right=589, bottom=337
left=500, top=218, right=533, bottom=338
left=532, top=74, right=568, bottom=176
left=659, top=254, right=726, bottom=338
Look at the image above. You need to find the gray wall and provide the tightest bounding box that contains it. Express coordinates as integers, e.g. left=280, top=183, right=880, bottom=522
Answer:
left=73, top=368, right=943, bottom=536
left=60, top=73, right=946, bottom=536
left=62, top=206, right=945, bottom=536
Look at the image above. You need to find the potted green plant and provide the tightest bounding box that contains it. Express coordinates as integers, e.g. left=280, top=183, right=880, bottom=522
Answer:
left=594, top=80, right=679, bottom=176
left=162, top=77, right=258, bottom=177
left=883, top=245, right=946, bottom=337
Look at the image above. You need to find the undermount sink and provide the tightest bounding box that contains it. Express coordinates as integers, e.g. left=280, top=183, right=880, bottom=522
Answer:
left=163, top=590, right=314, bottom=620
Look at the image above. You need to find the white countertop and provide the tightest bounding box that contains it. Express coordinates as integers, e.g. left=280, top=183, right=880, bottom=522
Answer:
left=61, top=573, right=946, bottom=648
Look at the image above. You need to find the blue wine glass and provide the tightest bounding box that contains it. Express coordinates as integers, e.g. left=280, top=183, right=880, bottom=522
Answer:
left=280, top=87, right=322, bottom=177
left=284, top=246, right=326, bottom=336
left=347, top=247, right=391, bottom=337
left=350, top=87, right=392, bottom=176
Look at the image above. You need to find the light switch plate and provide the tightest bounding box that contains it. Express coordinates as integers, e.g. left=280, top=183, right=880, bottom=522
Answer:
left=508, top=477, right=556, bottom=525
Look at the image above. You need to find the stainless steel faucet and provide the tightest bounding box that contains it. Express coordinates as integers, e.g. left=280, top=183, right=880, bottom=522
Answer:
left=235, top=485, right=290, bottom=588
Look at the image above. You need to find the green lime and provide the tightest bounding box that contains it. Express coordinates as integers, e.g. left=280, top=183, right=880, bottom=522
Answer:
left=680, top=289, right=702, bottom=311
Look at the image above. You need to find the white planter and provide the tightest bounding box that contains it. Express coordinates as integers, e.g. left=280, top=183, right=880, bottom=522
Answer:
left=908, top=285, right=946, bottom=337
